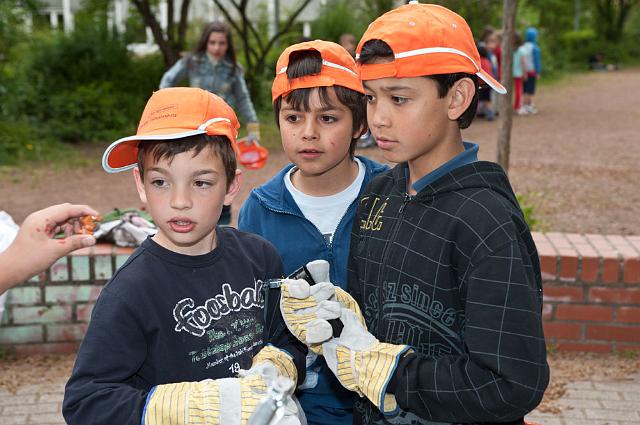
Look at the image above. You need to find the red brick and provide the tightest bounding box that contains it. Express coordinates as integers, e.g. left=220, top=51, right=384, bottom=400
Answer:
left=627, top=236, right=640, bottom=253
left=559, top=255, right=578, bottom=281
left=547, top=232, right=573, bottom=250
left=566, top=234, right=599, bottom=254
left=539, top=255, right=557, bottom=280
left=531, top=232, right=551, bottom=247
left=13, top=342, right=80, bottom=356
left=602, top=258, right=620, bottom=283
left=617, top=307, right=640, bottom=323
left=585, top=234, right=618, bottom=256
left=542, top=303, right=553, bottom=320
left=92, top=243, right=114, bottom=256
left=556, top=342, right=612, bottom=353
left=623, top=257, right=640, bottom=284
left=69, top=246, right=92, bottom=256
left=543, top=285, right=584, bottom=302
left=580, top=256, right=599, bottom=282
left=589, top=287, right=640, bottom=304
left=587, top=325, right=640, bottom=343
left=114, top=246, right=135, bottom=255
left=556, top=304, right=613, bottom=322
left=543, top=322, right=582, bottom=340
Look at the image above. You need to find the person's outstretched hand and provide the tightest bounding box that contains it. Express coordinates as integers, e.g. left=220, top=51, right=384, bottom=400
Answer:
left=0, top=203, right=98, bottom=293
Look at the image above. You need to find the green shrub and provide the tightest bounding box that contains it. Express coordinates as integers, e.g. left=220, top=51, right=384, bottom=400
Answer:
left=516, top=193, right=539, bottom=230
left=6, top=22, right=163, bottom=145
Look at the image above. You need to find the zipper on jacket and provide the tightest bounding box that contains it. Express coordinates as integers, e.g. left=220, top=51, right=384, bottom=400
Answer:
left=376, top=192, right=413, bottom=337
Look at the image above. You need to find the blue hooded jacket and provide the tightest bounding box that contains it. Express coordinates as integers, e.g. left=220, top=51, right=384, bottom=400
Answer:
left=238, top=156, right=387, bottom=423
left=525, top=27, right=542, bottom=75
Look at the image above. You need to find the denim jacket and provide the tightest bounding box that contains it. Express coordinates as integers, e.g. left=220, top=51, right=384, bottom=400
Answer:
left=238, top=156, right=388, bottom=420
left=160, top=53, right=258, bottom=123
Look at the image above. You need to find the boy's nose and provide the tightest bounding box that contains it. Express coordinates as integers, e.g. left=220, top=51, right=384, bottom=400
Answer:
left=369, top=104, right=390, bottom=129
left=301, top=120, right=319, bottom=141
left=170, top=187, right=192, bottom=209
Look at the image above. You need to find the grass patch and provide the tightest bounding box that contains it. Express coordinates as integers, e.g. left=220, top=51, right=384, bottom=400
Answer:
left=516, top=192, right=542, bottom=231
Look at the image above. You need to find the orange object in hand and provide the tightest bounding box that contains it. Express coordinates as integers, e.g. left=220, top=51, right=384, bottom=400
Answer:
left=79, top=215, right=101, bottom=235
left=237, top=136, right=269, bottom=170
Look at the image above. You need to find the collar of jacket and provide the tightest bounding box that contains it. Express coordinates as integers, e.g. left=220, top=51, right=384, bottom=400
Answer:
left=389, top=160, right=518, bottom=207
left=251, top=156, right=388, bottom=214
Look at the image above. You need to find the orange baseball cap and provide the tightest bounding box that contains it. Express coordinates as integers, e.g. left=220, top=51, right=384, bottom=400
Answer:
left=271, top=40, right=364, bottom=102
left=356, top=1, right=506, bottom=94
left=102, top=87, right=240, bottom=173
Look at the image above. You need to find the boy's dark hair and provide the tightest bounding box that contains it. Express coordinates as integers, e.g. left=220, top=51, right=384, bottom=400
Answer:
left=272, top=50, right=367, bottom=157
left=137, top=134, right=237, bottom=189
left=359, top=39, right=479, bottom=129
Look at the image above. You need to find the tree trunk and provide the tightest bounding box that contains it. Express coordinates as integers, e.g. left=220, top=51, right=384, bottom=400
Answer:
left=212, top=0, right=313, bottom=105
left=496, top=0, right=518, bottom=173
left=131, top=0, right=184, bottom=68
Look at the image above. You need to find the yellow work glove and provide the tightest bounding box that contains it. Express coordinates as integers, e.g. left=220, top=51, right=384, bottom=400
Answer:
left=246, top=122, right=261, bottom=142
left=322, top=309, right=412, bottom=416
left=279, top=260, right=365, bottom=354
left=143, top=346, right=300, bottom=425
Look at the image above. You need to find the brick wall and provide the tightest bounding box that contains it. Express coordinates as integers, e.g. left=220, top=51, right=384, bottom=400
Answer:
left=534, top=233, right=640, bottom=353
left=0, top=244, right=133, bottom=356
left=1, top=232, right=639, bottom=355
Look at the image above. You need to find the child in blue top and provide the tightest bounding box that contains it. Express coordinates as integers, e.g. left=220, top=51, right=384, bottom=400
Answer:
left=238, top=40, right=387, bottom=425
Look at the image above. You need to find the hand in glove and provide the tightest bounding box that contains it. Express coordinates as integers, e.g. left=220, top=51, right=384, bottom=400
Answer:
left=279, top=260, right=365, bottom=353
left=323, top=309, right=412, bottom=415
left=143, top=346, right=301, bottom=425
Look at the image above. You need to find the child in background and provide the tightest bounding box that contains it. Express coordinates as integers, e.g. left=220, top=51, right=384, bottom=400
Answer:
left=522, top=27, right=542, bottom=114
left=513, top=31, right=528, bottom=114
left=238, top=40, right=387, bottom=425
left=63, top=88, right=306, bottom=425
left=477, top=44, right=495, bottom=120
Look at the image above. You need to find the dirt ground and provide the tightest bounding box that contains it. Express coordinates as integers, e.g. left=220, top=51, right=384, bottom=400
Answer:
left=1, top=68, right=639, bottom=234
left=1, top=351, right=638, bottom=414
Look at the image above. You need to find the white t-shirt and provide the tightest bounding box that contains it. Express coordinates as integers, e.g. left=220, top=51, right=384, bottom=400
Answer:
left=284, top=158, right=365, bottom=243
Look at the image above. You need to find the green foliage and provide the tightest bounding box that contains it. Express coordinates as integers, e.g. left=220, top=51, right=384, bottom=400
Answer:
left=311, top=0, right=369, bottom=42
left=617, top=349, right=639, bottom=360
left=1, top=19, right=164, bottom=161
left=0, top=118, right=76, bottom=166
left=516, top=193, right=539, bottom=230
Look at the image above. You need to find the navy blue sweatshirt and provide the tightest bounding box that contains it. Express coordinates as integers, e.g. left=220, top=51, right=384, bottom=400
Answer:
left=348, top=161, right=549, bottom=425
left=63, top=227, right=306, bottom=425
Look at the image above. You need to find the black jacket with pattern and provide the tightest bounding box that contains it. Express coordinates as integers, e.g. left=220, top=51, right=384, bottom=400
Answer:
left=347, top=161, right=549, bottom=425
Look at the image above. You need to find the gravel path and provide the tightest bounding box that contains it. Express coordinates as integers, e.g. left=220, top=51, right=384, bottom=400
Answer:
left=1, top=68, right=639, bottom=234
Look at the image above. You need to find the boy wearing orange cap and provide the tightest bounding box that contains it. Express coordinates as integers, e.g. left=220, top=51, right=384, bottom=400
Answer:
left=283, top=3, right=549, bottom=425
left=63, top=87, right=306, bottom=425
left=238, top=41, right=387, bottom=425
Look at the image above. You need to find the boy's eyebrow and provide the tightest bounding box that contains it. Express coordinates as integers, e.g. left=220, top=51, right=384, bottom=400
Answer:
left=280, top=105, right=341, bottom=113
left=192, top=169, right=219, bottom=177
left=146, top=167, right=218, bottom=176
left=363, top=81, right=415, bottom=92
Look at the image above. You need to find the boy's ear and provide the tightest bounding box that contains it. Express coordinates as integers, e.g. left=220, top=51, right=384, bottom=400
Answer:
left=447, top=78, right=475, bottom=121
left=133, top=168, right=148, bottom=204
left=352, top=122, right=367, bottom=140
left=223, top=168, right=243, bottom=206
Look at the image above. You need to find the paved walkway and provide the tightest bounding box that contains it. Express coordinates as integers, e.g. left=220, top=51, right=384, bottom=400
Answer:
left=1, top=374, right=639, bottom=425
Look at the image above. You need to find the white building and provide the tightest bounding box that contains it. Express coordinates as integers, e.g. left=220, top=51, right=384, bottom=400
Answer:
left=27, top=0, right=406, bottom=43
